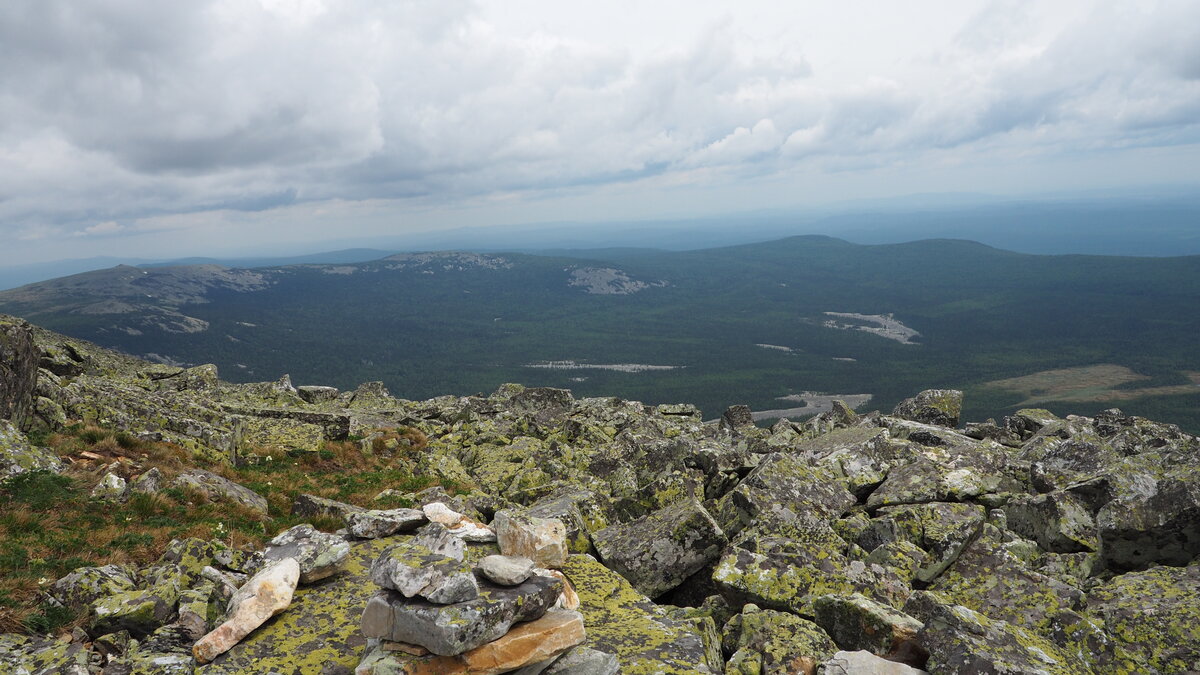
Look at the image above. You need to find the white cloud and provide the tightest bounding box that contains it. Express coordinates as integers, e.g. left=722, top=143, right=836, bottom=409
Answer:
left=77, top=221, right=125, bottom=237
left=0, top=0, right=1197, bottom=264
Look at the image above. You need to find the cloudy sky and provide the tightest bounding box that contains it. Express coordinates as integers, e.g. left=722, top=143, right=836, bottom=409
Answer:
left=1, top=0, right=1198, bottom=265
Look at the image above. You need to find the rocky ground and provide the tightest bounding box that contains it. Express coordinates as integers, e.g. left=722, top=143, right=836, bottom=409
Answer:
left=1, top=314, right=1199, bottom=674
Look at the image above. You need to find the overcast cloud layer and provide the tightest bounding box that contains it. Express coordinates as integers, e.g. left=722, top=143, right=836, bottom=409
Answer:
left=1, top=0, right=1198, bottom=263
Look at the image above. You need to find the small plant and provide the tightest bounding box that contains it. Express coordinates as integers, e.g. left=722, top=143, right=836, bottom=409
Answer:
left=1, top=471, right=76, bottom=510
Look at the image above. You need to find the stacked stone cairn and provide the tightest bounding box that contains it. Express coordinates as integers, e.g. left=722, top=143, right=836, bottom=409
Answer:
left=357, top=506, right=597, bottom=674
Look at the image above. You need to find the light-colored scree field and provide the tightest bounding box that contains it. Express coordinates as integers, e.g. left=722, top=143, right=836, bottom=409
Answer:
left=822, top=312, right=921, bottom=344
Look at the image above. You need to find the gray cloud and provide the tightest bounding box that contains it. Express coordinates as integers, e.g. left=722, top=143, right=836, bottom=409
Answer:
left=0, top=0, right=1198, bottom=262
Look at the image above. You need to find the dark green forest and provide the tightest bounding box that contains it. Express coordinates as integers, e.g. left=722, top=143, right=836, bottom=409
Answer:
left=3, top=236, right=1198, bottom=432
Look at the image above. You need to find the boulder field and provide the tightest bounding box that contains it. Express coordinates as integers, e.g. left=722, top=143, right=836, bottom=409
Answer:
left=1, top=315, right=1199, bottom=673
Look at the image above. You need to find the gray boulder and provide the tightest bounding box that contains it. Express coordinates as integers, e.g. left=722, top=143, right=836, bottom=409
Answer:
left=0, top=317, right=39, bottom=428
left=368, top=543, right=479, bottom=605
left=821, top=651, right=928, bottom=674
left=541, top=646, right=621, bottom=675
left=170, top=470, right=268, bottom=514
left=593, top=499, right=726, bottom=598
left=904, top=591, right=1087, bottom=674
left=1004, top=491, right=1097, bottom=553
left=1096, top=468, right=1200, bottom=571
left=263, top=524, right=351, bottom=584
left=0, top=418, right=63, bottom=478
left=345, top=507, right=428, bottom=539
left=813, top=593, right=924, bottom=658
left=360, top=574, right=562, bottom=656
left=477, top=555, right=536, bottom=586
left=290, top=493, right=364, bottom=521
left=891, top=389, right=963, bottom=428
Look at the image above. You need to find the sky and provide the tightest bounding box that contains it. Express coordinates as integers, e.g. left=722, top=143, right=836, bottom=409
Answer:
left=1, top=0, right=1198, bottom=265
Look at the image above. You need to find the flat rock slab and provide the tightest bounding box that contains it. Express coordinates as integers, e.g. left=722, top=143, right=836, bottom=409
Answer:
left=264, top=524, right=351, bottom=584
left=171, top=469, right=269, bottom=514
left=477, top=555, right=535, bottom=586
left=370, top=544, right=480, bottom=605
left=347, top=508, right=428, bottom=539
left=356, top=609, right=585, bottom=675
left=822, top=650, right=929, bottom=675
left=361, top=575, right=563, bottom=656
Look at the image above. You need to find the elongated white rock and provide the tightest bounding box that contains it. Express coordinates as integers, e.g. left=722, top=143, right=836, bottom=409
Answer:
left=193, top=557, right=300, bottom=664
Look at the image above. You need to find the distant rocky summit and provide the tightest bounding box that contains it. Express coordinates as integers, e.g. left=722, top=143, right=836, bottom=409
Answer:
left=1, top=313, right=1198, bottom=674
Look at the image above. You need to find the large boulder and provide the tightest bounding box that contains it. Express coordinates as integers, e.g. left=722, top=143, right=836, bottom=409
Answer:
left=713, top=545, right=909, bottom=616
left=263, top=524, right=352, bottom=584
left=593, top=499, right=726, bottom=598
left=170, top=470, right=269, bottom=515
left=0, top=317, right=38, bottom=428
left=812, top=593, right=924, bottom=659
left=1085, top=562, right=1200, bottom=673
left=0, top=418, right=63, bottom=477
left=891, top=389, right=963, bottom=428
left=723, top=604, right=838, bottom=675
left=494, top=510, right=569, bottom=569
left=1004, top=491, right=1097, bottom=553
left=560, top=554, right=721, bottom=674
left=904, top=591, right=1088, bottom=674
left=1096, top=466, right=1200, bottom=571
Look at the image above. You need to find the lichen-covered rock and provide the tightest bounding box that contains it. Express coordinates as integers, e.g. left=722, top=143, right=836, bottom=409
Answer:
left=525, top=488, right=611, bottom=554
left=291, top=493, right=365, bottom=521
left=0, top=419, right=63, bottom=477
left=478, top=555, right=535, bottom=586
left=92, top=471, right=128, bottom=500
left=495, top=510, right=569, bottom=569
left=1085, top=562, right=1200, bottom=673
left=49, top=564, right=139, bottom=609
left=170, top=470, right=268, bottom=515
left=714, top=452, right=855, bottom=540
left=891, top=389, right=963, bottom=428
left=593, top=499, right=726, bottom=598
left=1096, top=466, right=1200, bottom=571
left=861, top=502, right=986, bottom=583
left=193, top=557, right=301, bottom=664
left=361, top=574, right=561, bottom=656
left=929, top=526, right=1084, bottom=638
left=541, top=646, right=620, bottom=675
left=812, top=593, right=923, bottom=658
left=91, top=582, right=180, bottom=637
left=356, top=609, right=586, bottom=675
left=1004, top=491, right=1097, bottom=553
left=129, top=466, right=165, bottom=495
left=560, top=554, right=720, bottom=674
left=904, top=591, right=1088, bottom=674
left=0, top=317, right=39, bottom=428
left=820, top=650, right=928, bottom=675
left=346, top=508, right=428, bottom=539
left=0, top=633, right=90, bottom=675
left=369, top=544, right=480, bottom=605
left=713, top=545, right=908, bottom=617
left=724, top=604, right=839, bottom=675
left=264, top=524, right=351, bottom=584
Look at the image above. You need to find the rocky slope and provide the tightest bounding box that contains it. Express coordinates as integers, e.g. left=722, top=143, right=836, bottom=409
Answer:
left=1, top=314, right=1198, bottom=674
